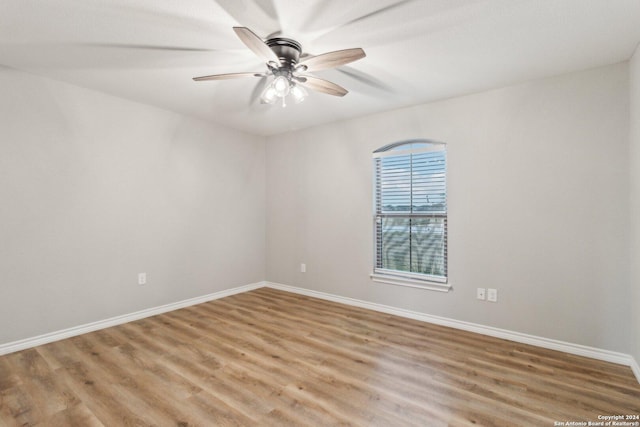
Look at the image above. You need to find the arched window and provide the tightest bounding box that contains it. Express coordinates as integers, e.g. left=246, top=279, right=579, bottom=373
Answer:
left=372, top=140, right=448, bottom=290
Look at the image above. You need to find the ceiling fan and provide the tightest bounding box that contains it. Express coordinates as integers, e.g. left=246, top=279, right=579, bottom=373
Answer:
left=193, top=27, right=366, bottom=106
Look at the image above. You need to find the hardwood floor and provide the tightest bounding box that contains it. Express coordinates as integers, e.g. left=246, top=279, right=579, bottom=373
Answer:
left=1, top=288, right=639, bottom=426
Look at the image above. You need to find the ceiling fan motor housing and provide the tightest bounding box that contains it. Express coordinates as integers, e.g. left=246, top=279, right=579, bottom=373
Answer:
left=266, top=38, right=302, bottom=69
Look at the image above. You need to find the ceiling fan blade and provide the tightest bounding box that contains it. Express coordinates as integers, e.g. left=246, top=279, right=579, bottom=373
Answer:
left=193, top=72, right=264, bottom=81
left=79, top=43, right=215, bottom=52
left=233, top=27, right=280, bottom=64
left=336, top=67, right=393, bottom=92
left=298, top=76, right=348, bottom=97
left=298, top=48, right=366, bottom=72
left=337, top=0, right=413, bottom=29
left=250, top=76, right=269, bottom=105
left=301, top=0, right=414, bottom=40
left=217, top=0, right=281, bottom=39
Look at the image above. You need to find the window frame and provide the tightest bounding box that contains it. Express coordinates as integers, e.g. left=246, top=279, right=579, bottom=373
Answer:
left=371, top=139, right=450, bottom=292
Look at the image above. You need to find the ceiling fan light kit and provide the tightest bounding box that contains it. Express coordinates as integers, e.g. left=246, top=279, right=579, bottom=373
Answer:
left=193, top=27, right=366, bottom=107
left=260, top=75, right=308, bottom=106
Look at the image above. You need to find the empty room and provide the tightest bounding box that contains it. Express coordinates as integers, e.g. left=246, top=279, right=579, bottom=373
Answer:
left=2, top=0, right=640, bottom=425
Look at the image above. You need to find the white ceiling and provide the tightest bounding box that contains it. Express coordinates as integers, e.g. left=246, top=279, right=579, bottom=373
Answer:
left=1, top=0, right=640, bottom=136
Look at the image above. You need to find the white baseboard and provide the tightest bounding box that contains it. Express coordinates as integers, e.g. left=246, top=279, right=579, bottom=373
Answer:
left=265, top=281, right=636, bottom=370
left=3, top=279, right=638, bottom=385
left=631, top=356, right=640, bottom=384
left=0, top=281, right=264, bottom=356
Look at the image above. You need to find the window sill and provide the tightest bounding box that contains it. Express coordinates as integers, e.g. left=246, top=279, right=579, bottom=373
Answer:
left=370, top=273, right=451, bottom=292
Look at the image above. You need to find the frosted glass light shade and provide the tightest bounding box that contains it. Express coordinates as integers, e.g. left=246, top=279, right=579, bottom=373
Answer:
left=290, top=85, right=308, bottom=103
left=273, top=76, right=290, bottom=97
left=261, top=86, right=277, bottom=104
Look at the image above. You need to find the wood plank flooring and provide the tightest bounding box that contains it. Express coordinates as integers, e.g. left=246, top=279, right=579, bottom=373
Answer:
left=1, top=287, right=639, bottom=426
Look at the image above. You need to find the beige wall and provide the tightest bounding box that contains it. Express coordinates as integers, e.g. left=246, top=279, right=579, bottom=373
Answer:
left=266, top=63, right=631, bottom=353
left=631, top=45, right=640, bottom=367
left=0, top=67, right=266, bottom=344
left=2, top=60, right=635, bottom=359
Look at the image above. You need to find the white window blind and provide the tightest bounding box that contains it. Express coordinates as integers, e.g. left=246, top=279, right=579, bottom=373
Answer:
left=373, top=141, right=447, bottom=284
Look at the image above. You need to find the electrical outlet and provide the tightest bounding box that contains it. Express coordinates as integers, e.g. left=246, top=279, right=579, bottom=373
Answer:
left=300, top=263, right=306, bottom=273
left=488, top=288, right=498, bottom=302
left=477, top=288, right=486, bottom=300
left=138, top=272, right=147, bottom=285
